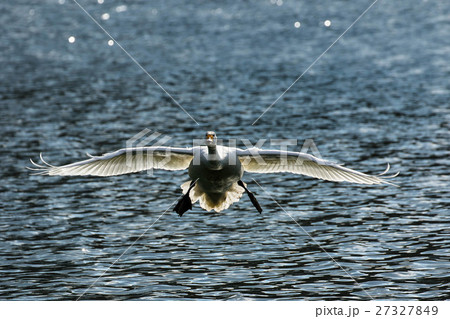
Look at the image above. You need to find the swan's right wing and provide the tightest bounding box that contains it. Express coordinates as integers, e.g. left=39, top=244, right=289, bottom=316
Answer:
left=237, top=148, right=398, bottom=185
left=28, top=147, right=195, bottom=176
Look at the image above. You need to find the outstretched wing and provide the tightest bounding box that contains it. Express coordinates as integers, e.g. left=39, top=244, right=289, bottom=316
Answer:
left=237, top=148, right=398, bottom=185
left=28, top=147, right=195, bottom=176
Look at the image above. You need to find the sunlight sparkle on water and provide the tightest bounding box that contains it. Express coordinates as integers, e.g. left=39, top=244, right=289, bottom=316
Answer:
left=68, top=36, right=75, bottom=43
left=108, top=39, right=114, bottom=46
left=294, top=21, right=301, bottom=28
left=97, top=0, right=104, bottom=4
left=115, top=5, right=127, bottom=13
left=324, top=20, right=331, bottom=27
left=101, top=13, right=110, bottom=20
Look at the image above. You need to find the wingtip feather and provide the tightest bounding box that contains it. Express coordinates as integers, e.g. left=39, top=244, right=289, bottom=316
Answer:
left=39, top=153, right=55, bottom=168
left=377, top=163, right=399, bottom=178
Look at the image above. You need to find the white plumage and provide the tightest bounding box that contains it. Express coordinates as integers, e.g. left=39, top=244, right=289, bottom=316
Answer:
left=28, top=131, right=398, bottom=215
left=181, top=180, right=245, bottom=212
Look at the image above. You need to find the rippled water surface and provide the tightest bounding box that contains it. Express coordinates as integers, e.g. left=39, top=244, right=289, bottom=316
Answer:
left=1, top=0, right=449, bottom=300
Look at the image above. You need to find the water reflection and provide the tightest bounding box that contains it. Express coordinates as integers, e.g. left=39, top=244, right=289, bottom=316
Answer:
left=1, top=0, right=449, bottom=301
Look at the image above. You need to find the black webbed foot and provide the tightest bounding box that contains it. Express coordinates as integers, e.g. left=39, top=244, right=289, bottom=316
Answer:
left=238, top=180, right=262, bottom=214
left=174, top=180, right=196, bottom=217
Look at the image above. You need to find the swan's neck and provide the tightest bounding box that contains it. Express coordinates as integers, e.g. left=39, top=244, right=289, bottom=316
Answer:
left=207, top=145, right=217, bottom=154
left=206, top=145, right=222, bottom=170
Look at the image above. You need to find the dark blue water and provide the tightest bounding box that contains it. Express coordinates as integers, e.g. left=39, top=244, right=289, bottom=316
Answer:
left=1, top=0, right=449, bottom=300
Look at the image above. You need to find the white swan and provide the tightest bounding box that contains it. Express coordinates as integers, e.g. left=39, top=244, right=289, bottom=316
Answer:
left=28, top=131, right=398, bottom=216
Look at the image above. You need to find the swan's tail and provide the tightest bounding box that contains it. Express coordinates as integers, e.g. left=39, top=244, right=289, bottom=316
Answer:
left=180, top=180, right=245, bottom=212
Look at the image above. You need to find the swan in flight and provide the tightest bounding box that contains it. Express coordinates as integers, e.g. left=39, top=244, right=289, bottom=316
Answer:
left=28, top=131, right=398, bottom=216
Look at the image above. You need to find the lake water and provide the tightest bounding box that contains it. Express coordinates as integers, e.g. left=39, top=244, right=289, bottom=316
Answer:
left=0, top=0, right=449, bottom=300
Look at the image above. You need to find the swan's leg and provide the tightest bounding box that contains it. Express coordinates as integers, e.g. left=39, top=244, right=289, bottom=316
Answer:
left=174, top=180, right=196, bottom=217
left=238, top=180, right=262, bottom=214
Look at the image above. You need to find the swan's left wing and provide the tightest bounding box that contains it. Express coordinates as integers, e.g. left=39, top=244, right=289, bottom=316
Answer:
left=237, top=148, right=398, bottom=185
left=28, top=146, right=195, bottom=176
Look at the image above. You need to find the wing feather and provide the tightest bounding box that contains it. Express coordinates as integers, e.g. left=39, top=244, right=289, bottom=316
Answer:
left=237, top=148, right=398, bottom=185
left=28, top=147, right=194, bottom=176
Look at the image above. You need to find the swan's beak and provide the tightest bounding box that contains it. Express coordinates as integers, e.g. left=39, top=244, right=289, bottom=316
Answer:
left=206, top=134, right=214, bottom=142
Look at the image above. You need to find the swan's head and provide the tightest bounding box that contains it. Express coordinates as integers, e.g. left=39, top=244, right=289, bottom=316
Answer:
left=205, top=131, right=217, bottom=146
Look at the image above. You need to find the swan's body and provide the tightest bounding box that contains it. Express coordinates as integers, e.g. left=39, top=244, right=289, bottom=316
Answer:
left=28, top=131, right=397, bottom=216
